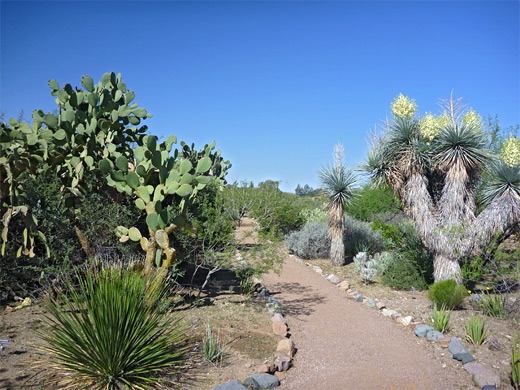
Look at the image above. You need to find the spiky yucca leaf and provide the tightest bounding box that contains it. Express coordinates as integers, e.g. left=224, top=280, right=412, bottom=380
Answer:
left=481, top=161, right=520, bottom=205
left=432, top=123, right=489, bottom=171
left=319, top=164, right=357, bottom=208
left=38, top=265, right=186, bottom=389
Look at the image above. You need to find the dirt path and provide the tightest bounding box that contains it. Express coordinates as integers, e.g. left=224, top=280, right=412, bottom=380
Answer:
left=263, top=256, right=476, bottom=390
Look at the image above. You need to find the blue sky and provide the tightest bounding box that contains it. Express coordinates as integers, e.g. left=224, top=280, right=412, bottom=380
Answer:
left=1, top=1, right=519, bottom=192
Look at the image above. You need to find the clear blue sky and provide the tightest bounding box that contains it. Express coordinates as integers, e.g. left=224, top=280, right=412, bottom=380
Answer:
left=1, top=1, right=519, bottom=192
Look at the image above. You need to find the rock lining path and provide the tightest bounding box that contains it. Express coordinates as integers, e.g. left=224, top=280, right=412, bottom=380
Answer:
left=263, top=256, right=476, bottom=390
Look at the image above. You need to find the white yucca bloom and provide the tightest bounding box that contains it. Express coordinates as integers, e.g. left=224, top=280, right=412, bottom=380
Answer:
left=390, top=94, right=417, bottom=119
left=420, top=113, right=439, bottom=142
left=461, top=108, right=483, bottom=130
left=436, top=112, right=451, bottom=129
left=500, top=135, right=520, bottom=168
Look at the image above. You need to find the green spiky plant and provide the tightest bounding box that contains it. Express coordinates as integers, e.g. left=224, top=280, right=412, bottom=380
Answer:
left=364, top=94, right=520, bottom=282
left=513, top=332, right=520, bottom=389
left=318, top=143, right=357, bottom=266
left=38, top=264, right=186, bottom=389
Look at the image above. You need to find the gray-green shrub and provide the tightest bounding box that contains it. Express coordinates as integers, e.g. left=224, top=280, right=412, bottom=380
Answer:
left=285, top=216, right=386, bottom=260
left=285, top=221, right=329, bottom=259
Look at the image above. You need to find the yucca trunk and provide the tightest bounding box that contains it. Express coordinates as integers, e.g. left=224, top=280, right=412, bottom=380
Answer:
left=328, top=202, right=345, bottom=266
left=434, top=254, right=462, bottom=283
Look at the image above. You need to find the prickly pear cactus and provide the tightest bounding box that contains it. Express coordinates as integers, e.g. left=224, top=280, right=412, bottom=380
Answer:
left=1, top=72, right=151, bottom=257
left=110, top=133, right=231, bottom=275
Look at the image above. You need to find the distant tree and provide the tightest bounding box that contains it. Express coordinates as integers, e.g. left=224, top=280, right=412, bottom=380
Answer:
left=258, top=180, right=280, bottom=190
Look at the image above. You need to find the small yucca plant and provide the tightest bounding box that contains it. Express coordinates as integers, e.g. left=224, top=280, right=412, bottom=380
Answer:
left=203, top=324, right=224, bottom=363
left=431, top=303, right=450, bottom=333
left=465, top=314, right=488, bottom=345
left=38, top=265, right=186, bottom=389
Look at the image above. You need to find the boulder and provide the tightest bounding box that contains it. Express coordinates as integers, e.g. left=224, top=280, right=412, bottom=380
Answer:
left=463, top=362, right=501, bottom=388
left=213, top=381, right=248, bottom=390
left=426, top=330, right=445, bottom=343
left=364, top=299, right=376, bottom=308
left=448, top=337, right=469, bottom=356
left=487, top=336, right=502, bottom=351
left=437, top=337, right=451, bottom=348
left=375, top=301, right=386, bottom=310
left=381, top=309, right=399, bottom=318
left=274, top=352, right=291, bottom=371
left=274, top=371, right=286, bottom=381
left=355, top=295, right=364, bottom=302
left=266, top=303, right=282, bottom=315
left=397, top=316, right=413, bottom=326
left=327, top=274, right=341, bottom=284
left=271, top=314, right=286, bottom=323
left=272, top=322, right=288, bottom=337
left=414, top=324, right=434, bottom=337
left=243, top=374, right=280, bottom=389
left=277, top=338, right=296, bottom=357
left=452, top=353, right=475, bottom=364
left=390, top=312, right=401, bottom=320
left=337, top=280, right=350, bottom=291
left=257, top=364, right=274, bottom=374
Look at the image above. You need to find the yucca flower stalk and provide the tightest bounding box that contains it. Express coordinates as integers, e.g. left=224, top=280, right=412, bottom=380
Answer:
left=37, top=264, right=186, bottom=389
left=319, top=143, right=357, bottom=266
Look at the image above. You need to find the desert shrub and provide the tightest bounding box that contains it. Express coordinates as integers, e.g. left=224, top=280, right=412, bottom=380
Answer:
left=39, top=264, right=186, bottom=389
left=286, top=216, right=386, bottom=260
left=427, top=280, right=467, bottom=309
left=344, top=215, right=386, bottom=256
left=0, top=171, right=143, bottom=302
left=285, top=221, right=329, bottom=259
left=381, top=254, right=429, bottom=290
left=345, top=184, right=402, bottom=222
left=299, top=208, right=327, bottom=224
left=479, top=293, right=510, bottom=318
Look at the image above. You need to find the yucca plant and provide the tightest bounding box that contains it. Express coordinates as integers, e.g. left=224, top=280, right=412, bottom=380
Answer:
left=479, top=293, right=509, bottom=318
left=202, top=324, right=224, bottom=363
left=465, top=314, right=488, bottom=345
left=38, top=265, right=186, bottom=389
left=364, top=94, right=520, bottom=283
left=431, top=303, right=450, bottom=333
left=319, top=143, right=357, bottom=266
left=512, top=332, right=520, bottom=389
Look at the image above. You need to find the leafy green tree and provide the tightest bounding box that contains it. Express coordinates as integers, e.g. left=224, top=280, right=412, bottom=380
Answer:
left=345, top=184, right=402, bottom=221
left=365, top=94, right=520, bottom=282
left=319, top=143, right=357, bottom=266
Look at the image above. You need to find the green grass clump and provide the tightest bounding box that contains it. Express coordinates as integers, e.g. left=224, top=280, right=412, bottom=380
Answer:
left=480, top=293, right=509, bottom=318
left=465, top=314, right=488, bottom=345
left=39, top=265, right=186, bottom=389
left=427, top=280, right=466, bottom=309
left=431, top=303, right=450, bottom=333
left=203, top=324, right=224, bottom=363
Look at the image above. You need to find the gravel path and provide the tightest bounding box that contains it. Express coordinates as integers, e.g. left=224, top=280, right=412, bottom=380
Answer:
left=263, top=256, right=475, bottom=390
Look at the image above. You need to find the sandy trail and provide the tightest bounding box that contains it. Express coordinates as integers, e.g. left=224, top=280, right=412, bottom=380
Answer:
left=263, top=256, right=475, bottom=390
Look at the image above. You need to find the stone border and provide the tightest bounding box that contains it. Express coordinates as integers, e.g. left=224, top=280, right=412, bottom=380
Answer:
left=299, top=257, right=501, bottom=390
left=213, top=283, right=296, bottom=389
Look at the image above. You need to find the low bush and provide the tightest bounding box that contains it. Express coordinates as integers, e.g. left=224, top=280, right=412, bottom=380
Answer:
left=380, top=254, right=429, bottom=290
left=39, top=264, right=186, bottom=389
left=285, top=222, right=329, bottom=259
left=427, top=280, right=467, bottom=309
left=285, top=216, right=386, bottom=260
